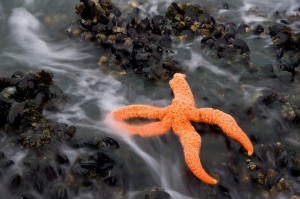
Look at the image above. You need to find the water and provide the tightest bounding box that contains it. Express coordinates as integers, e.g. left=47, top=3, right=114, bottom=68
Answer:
left=0, top=0, right=300, bottom=198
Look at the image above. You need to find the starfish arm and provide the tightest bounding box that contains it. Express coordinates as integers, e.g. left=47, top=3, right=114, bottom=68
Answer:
left=113, top=120, right=171, bottom=136
left=173, top=118, right=218, bottom=184
left=112, top=105, right=167, bottom=120
left=195, top=108, right=254, bottom=156
left=169, top=73, right=195, bottom=106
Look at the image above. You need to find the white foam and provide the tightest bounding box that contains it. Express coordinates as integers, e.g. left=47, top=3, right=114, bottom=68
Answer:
left=184, top=50, right=240, bottom=83
left=1, top=1, right=299, bottom=198
left=240, top=0, right=300, bottom=24
left=6, top=8, right=91, bottom=73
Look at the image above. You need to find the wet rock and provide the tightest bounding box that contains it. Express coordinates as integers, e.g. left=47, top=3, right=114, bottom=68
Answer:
left=0, top=71, right=123, bottom=198
left=269, top=23, right=291, bottom=37
left=249, top=170, right=265, bottom=185
left=225, top=22, right=237, bottom=35
left=43, top=165, right=58, bottom=181
left=273, top=33, right=290, bottom=47
left=71, top=1, right=274, bottom=77
left=237, top=24, right=251, bottom=34
left=0, top=152, right=14, bottom=172
left=268, top=23, right=300, bottom=74
left=259, top=64, right=276, bottom=78
left=144, top=187, right=171, bottom=199
left=253, top=24, right=264, bottom=34
left=278, top=52, right=299, bottom=75
left=276, top=150, right=289, bottom=168
left=152, top=15, right=167, bottom=33
left=179, top=29, right=194, bottom=41
left=264, top=169, right=282, bottom=190
left=8, top=174, right=22, bottom=191
left=0, top=71, right=76, bottom=149
left=231, top=38, right=250, bottom=53
left=289, top=155, right=300, bottom=177
left=8, top=101, right=26, bottom=126
left=280, top=102, right=298, bottom=122
left=247, top=159, right=260, bottom=171
left=70, top=0, right=183, bottom=80
left=277, top=71, right=293, bottom=82
left=258, top=91, right=278, bottom=105
left=201, top=35, right=215, bottom=48
left=45, top=85, right=68, bottom=112
left=269, top=178, right=290, bottom=197
left=61, top=1, right=300, bottom=198
left=46, top=181, right=68, bottom=199
left=55, top=153, right=70, bottom=165
left=73, top=152, right=114, bottom=178
left=134, top=187, right=171, bottom=199
left=167, top=3, right=251, bottom=63
left=159, top=34, right=172, bottom=48
left=222, top=3, right=229, bottom=10
left=20, top=192, right=41, bottom=199
left=240, top=141, right=300, bottom=198
left=71, top=136, right=119, bottom=150
left=275, top=48, right=284, bottom=59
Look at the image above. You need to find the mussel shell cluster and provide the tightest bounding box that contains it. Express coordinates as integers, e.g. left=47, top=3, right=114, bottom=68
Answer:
left=0, top=71, right=123, bottom=198
left=70, top=0, right=183, bottom=80
left=70, top=1, right=300, bottom=81
left=268, top=23, right=300, bottom=76
left=204, top=142, right=299, bottom=198
left=166, top=2, right=253, bottom=65
left=0, top=136, right=123, bottom=199
left=0, top=70, right=74, bottom=148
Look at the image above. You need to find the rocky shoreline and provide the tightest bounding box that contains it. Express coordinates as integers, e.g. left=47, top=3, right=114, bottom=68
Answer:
left=0, top=71, right=172, bottom=198
left=68, top=1, right=299, bottom=81
left=66, top=0, right=300, bottom=198
left=0, top=0, right=299, bottom=198
left=0, top=71, right=121, bottom=198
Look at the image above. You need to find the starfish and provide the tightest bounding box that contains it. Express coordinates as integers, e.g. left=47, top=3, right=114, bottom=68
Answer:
left=110, top=73, right=254, bottom=185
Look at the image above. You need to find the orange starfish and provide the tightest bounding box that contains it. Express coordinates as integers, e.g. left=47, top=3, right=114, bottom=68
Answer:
left=110, top=73, right=254, bottom=185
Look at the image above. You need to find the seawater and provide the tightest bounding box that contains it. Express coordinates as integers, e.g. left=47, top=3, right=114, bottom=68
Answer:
left=0, top=0, right=299, bottom=198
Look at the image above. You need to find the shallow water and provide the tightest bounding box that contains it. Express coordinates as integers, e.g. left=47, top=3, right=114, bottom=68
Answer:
left=0, top=0, right=300, bottom=198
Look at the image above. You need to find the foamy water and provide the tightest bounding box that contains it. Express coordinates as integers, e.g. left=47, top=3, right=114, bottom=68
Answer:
left=0, top=0, right=299, bottom=198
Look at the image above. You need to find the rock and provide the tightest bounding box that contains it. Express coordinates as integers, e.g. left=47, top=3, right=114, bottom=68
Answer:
left=269, top=178, right=290, bottom=197
left=280, top=102, right=298, bottom=122
left=144, top=187, right=171, bottom=199
left=0, top=71, right=123, bottom=198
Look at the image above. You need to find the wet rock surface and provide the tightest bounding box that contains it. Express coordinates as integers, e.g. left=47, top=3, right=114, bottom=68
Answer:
left=64, top=1, right=300, bottom=198
left=69, top=1, right=300, bottom=82
left=166, top=2, right=252, bottom=64
left=132, top=187, right=171, bottom=199
left=69, top=0, right=184, bottom=80
left=0, top=0, right=300, bottom=198
left=196, top=141, right=300, bottom=198
left=0, top=71, right=124, bottom=198
left=0, top=70, right=74, bottom=148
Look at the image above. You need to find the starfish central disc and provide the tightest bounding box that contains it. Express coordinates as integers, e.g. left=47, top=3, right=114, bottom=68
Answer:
left=110, top=73, right=254, bottom=185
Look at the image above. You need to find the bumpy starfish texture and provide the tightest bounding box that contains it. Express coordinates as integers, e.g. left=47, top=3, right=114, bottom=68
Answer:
left=110, top=73, right=254, bottom=185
